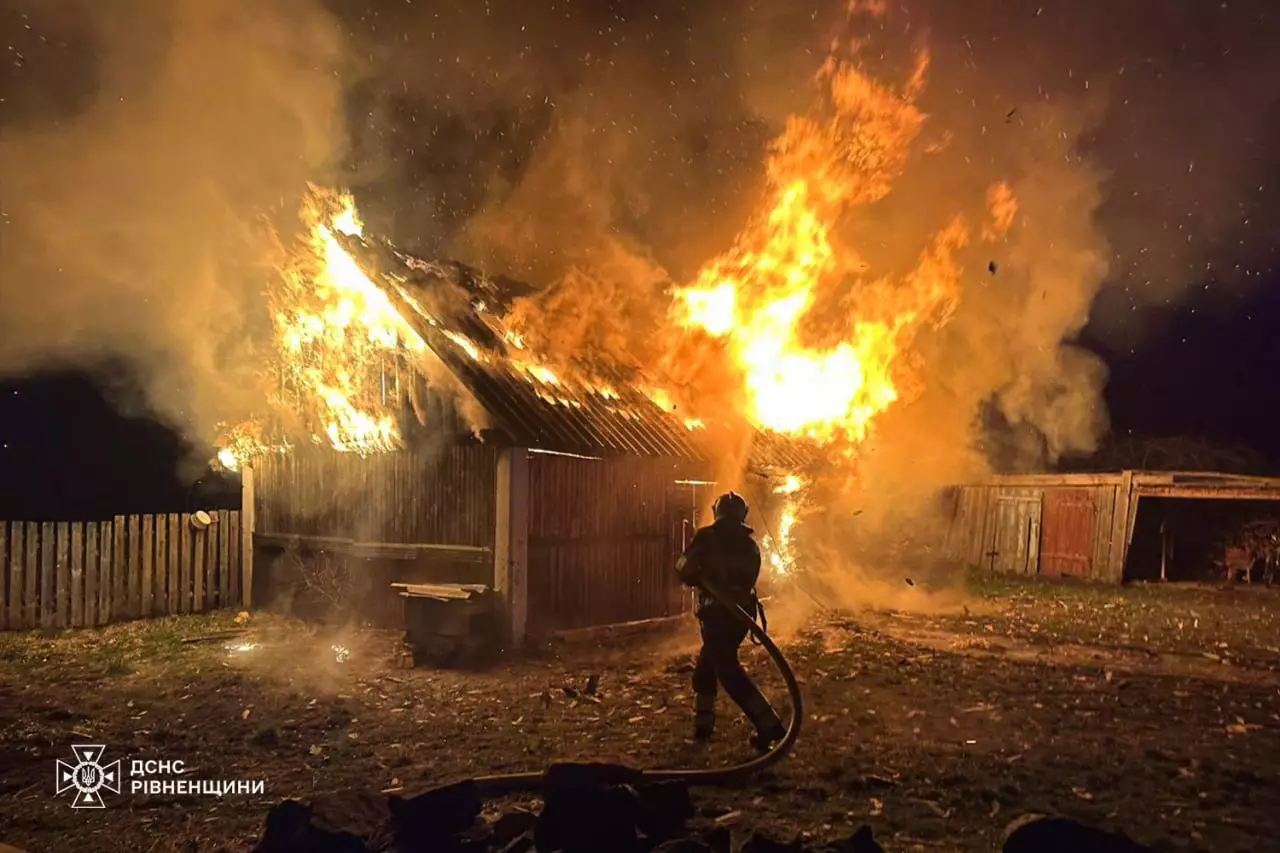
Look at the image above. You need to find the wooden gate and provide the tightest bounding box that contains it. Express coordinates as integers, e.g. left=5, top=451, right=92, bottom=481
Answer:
left=1040, top=488, right=1097, bottom=577
left=988, top=490, right=1042, bottom=574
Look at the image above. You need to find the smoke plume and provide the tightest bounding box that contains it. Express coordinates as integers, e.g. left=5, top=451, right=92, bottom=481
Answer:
left=346, top=0, right=1276, bottom=458
left=0, top=0, right=349, bottom=471
left=5, top=0, right=1277, bottom=520
left=332, top=0, right=1278, bottom=602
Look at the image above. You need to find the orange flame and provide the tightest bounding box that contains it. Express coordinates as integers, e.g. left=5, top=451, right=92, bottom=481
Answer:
left=216, top=22, right=1019, bottom=487
left=983, top=182, right=1018, bottom=242
left=671, top=49, right=982, bottom=450
left=763, top=474, right=806, bottom=577
left=216, top=187, right=425, bottom=469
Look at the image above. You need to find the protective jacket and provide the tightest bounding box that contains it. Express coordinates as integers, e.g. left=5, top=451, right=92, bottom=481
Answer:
left=678, top=511, right=783, bottom=748
left=676, top=519, right=762, bottom=616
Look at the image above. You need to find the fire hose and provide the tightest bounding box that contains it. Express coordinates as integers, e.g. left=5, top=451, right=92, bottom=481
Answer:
left=463, top=577, right=804, bottom=797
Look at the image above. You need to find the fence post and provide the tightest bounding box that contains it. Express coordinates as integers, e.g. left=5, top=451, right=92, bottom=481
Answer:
left=218, top=511, right=231, bottom=607
left=70, top=522, right=84, bottom=628
left=85, top=522, right=98, bottom=627
left=241, top=464, right=255, bottom=608
left=55, top=522, right=70, bottom=628
left=25, top=522, right=37, bottom=627
left=8, top=522, right=23, bottom=630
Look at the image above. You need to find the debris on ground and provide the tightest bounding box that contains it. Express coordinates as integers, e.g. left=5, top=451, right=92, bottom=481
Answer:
left=2, top=577, right=1278, bottom=851
left=251, top=769, right=1158, bottom=853
left=251, top=767, right=890, bottom=853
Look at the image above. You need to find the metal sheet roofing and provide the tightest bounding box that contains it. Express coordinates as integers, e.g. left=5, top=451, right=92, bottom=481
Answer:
left=348, top=235, right=816, bottom=470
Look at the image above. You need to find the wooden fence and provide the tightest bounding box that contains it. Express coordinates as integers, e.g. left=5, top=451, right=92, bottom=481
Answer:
left=0, top=511, right=243, bottom=631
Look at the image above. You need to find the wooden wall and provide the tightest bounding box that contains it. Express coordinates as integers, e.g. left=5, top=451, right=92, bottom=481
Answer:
left=253, top=444, right=498, bottom=548
left=525, top=453, right=696, bottom=633
left=943, top=480, right=1129, bottom=582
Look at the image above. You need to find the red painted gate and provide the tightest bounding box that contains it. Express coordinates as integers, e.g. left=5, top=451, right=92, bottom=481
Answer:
left=1040, top=488, right=1096, bottom=577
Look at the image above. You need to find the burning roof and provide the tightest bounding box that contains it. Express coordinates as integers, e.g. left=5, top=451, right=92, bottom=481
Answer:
left=219, top=30, right=1013, bottom=481
left=216, top=187, right=816, bottom=472
left=344, top=231, right=818, bottom=469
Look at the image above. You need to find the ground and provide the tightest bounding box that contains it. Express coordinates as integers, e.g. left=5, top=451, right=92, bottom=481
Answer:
left=2, top=573, right=1279, bottom=853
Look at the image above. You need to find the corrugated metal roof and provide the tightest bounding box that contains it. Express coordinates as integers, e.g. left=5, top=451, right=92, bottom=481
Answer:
left=747, top=428, right=821, bottom=472
left=346, top=235, right=814, bottom=469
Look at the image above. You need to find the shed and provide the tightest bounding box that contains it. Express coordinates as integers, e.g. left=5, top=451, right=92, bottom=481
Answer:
left=942, top=470, right=1280, bottom=583
left=248, top=237, right=813, bottom=645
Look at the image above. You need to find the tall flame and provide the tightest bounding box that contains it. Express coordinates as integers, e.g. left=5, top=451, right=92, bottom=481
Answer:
left=217, top=19, right=1018, bottom=489
left=672, top=50, right=979, bottom=449
left=276, top=188, right=429, bottom=450
left=763, top=474, right=806, bottom=577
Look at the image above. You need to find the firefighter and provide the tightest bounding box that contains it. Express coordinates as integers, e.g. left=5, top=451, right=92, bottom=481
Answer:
left=676, top=491, right=787, bottom=751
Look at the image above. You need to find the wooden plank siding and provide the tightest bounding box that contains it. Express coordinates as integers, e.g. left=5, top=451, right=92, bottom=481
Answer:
left=250, top=446, right=501, bottom=627
left=0, top=513, right=245, bottom=631
left=1040, top=489, right=1096, bottom=577
left=525, top=453, right=694, bottom=633
left=942, top=470, right=1280, bottom=583
left=943, top=479, right=1135, bottom=583
left=252, top=444, right=498, bottom=549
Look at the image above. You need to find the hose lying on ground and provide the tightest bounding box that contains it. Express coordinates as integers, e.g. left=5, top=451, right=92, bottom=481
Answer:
left=465, top=577, right=804, bottom=797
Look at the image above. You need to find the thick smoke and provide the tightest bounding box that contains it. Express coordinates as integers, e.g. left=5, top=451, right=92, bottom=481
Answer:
left=897, top=0, right=1280, bottom=352
left=336, top=0, right=1280, bottom=602
left=346, top=0, right=1277, bottom=476
left=5, top=0, right=1276, bottom=528
left=818, top=0, right=1280, bottom=535
left=341, top=0, right=849, bottom=369
left=0, top=0, right=349, bottom=471
left=793, top=0, right=1279, bottom=601
left=839, top=72, right=1113, bottom=510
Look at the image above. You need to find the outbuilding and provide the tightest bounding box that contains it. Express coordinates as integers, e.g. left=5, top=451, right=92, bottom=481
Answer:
left=942, top=470, right=1280, bottom=583
left=246, top=246, right=809, bottom=648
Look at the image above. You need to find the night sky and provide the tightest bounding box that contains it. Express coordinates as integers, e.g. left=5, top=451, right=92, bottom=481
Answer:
left=1, top=0, right=1279, bottom=517
left=1086, top=286, right=1280, bottom=469
left=0, top=368, right=239, bottom=518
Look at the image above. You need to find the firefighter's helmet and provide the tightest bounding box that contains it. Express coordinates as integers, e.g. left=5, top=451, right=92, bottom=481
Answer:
left=712, top=491, right=749, bottom=524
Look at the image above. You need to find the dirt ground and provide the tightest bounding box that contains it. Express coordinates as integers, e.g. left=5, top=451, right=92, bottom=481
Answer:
left=1, top=573, right=1279, bottom=853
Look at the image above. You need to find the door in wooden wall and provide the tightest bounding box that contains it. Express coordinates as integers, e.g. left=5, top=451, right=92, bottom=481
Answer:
left=1040, top=488, right=1097, bottom=578
left=990, top=490, right=1043, bottom=574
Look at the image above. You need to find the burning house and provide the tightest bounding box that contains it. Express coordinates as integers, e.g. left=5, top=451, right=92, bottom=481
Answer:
left=231, top=193, right=812, bottom=650
left=220, top=47, right=1025, bottom=651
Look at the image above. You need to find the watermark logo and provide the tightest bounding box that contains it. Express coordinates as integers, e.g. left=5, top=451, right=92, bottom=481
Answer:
left=53, top=747, right=266, bottom=808
left=55, top=745, right=121, bottom=809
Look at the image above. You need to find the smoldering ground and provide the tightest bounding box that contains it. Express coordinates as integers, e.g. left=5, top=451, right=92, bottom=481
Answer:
left=0, top=0, right=350, bottom=472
